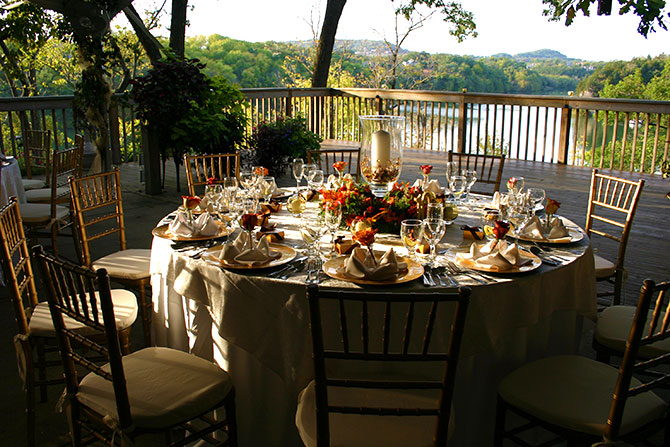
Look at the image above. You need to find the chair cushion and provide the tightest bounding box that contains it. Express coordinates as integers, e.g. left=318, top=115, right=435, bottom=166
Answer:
left=29, top=289, right=138, bottom=337
left=77, top=347, right=232, bottom=430
left=22, top=178, right=46, bottom=191
left=594, top=253, right=616, bottom=278
left=595, top=306, right=670, bottom=358
left=498, top=355, right=666, bottom=437
left=296, top=380, right=447, bottom=447
left=25, top=186, right=70, bottom=203
left=92, top=249, right=151, bottom=280
left=18, top=203, right=69, bottom=223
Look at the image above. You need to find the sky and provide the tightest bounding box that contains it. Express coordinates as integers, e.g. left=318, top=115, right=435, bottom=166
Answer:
left=127, top=0, right=669, bottom=62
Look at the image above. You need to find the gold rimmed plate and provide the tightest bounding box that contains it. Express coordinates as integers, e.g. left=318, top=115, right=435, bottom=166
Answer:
left=202, top=243, right=296, bottom=269
left=455, top=250, right=542, bottom=274
left=322, top=254, right=424, bottom=285
left=511, top=217, right=584, bottom=245
left=152, top=223, right=231, bottom=242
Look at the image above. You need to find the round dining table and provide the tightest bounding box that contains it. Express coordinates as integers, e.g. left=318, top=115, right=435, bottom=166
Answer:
left=150, top=197, right=596, bottom=447
left=0, top=156, right=27, bottom=206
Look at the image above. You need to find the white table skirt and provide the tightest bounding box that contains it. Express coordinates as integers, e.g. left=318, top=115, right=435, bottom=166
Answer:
left=150, top=204, right=596, bottom=446
left=1, top=157, right=26, bottom=206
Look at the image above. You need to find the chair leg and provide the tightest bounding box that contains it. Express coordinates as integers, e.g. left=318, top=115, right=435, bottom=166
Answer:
left=51, top=223, right=59, bottom=257
left=35, top=341, right=48, bottom=403
left=118, top=327, right=132, bottom=355
left=613, top=271, right=624, bottom=306
left=223, top=389, right=238, bottom=447
left=26, top=369, right=36, bottom=447
left=137, top=281, right=152, bottom=347
left=494, top=394, right=506, bottom=447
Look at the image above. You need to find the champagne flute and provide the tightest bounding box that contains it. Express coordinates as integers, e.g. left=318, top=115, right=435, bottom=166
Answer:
left=463, top=169, right=477, bottom=203
left=292, top=158, right=304, bottom=191
left=422, top=218, right=445, bottom=267
left=324, top=202, right=343, bottom=258
left=400, top=219, right=423, bottom=260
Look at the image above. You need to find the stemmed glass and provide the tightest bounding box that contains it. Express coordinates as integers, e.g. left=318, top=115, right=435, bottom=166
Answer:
left=259, top=176, right=277, bottom=203
left=422, top=218, right=446, bottom=267
left=324, top=202, right=343, bottom=258
left=287, top=192, right=307, bottom=218
left=292, top=158, right=304, bottom=191
left=445, top=162, right=458, bottom=193
left=427, top=202, right=444, bottom=220
left=307, top=169, right=324, bottom=191
left=240, top=171, right=256, bottom=192
left=400, top=219, right=423, bottom=260
left=527, top=188, right=546, bottom=216
left=449, top=175, right=467, bottom=204
left=463, top=169, right=477, bottom=203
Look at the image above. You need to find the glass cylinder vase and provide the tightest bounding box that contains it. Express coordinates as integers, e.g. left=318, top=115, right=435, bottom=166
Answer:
left=359, top=115, right=405, bottom=196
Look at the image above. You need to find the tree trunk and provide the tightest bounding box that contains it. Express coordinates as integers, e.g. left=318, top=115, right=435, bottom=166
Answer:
left=169, top=0, right=188, bottom=58
left=123, top=5, right=163, bottom=65
left=311, top=0, right=346, bottom=87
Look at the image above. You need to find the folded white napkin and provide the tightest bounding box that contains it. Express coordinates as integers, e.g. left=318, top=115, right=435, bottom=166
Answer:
left=412, top=179, right=442, bottom=195
left=198, top=197, right=216, bottom=214
left=457, top=240, right=532, bottom=272
left=518, top=216, right=570, bottom=241
left=218, top=232, right=281, bottom=265
left=342, top=247, right=407, bottom=281
left=169, top=211, right=220, bottom=237
left=518, top=216, right=544, bottom=239
left=326, top=173, right=353, bottom=189
left=491, top=191, right=509, bottom=210
left=547, top=216, right=569, bottom=240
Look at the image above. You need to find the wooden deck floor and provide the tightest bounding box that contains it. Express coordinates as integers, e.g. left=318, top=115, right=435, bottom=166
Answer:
left=118, top=150, right=670, bottom=306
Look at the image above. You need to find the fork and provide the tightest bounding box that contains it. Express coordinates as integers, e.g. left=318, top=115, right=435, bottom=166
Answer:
left=446, top=261, right=488, bottom=284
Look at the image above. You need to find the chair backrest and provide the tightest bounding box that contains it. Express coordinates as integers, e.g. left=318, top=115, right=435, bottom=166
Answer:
left=605, top=279, right=670, bottom=440
left=33, top=245, right=132, bottom=430
left=184, top=153, right=240, bottom=196
left=585, top=169, right=645, bottom=271
left=0, top=198, right=39, bottom=335
left=447, top=151, right=505, bottom=195
left=307, top=147, right=360, bottom=181
left=306, top=285, right=470, bottom=447
left=23, top=129, right=51, bottom=181
left=69, top=169, right=126, bottom=267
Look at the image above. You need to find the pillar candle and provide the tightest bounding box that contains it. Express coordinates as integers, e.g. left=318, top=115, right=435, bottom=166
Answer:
left=371, top=130, right=391, bottom=170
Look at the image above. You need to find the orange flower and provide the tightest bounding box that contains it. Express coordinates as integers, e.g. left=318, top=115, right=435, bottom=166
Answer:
left=333, top=161, right=347, bottom=173
left=206, top=177, right=216, bottom=185
left=420, top=164, right=433, bottom=175
left=352, top=227, right=377, bottom=247
left=545, top=198, right=561, bottom=214
left=254, top=166, right=269, bottom=176
left=182, top=195, right=201, bottom=210
left=492, top=220, right=510, bottom=239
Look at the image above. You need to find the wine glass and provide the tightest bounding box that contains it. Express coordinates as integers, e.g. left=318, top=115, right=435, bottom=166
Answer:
left=287, top=192, right=307, bottom=218
left=527, top=188, right=546, bottom=216
left=240, top=171, right=256, bottom=191
left=443, top=199, right=459, bottom=226
left=449, top=175, right=467, bottom=204
left=445, top=162, right=458, bottom=182
left=307, top=169, right=324, bottom=191
left=300, top=216, right=325, bottom=255
left=400, top=219, right=423, bottom=260
left=426, top=202, right=444, bottom=220
left=292, top=158, right=304, bottom=191
left=463, top=169, right=478, bottom=203
left=422, top=218, right=445, bottom=267
left=259, top=176, right=277, bottom=203
left=324, top=202, right=343, bottom=258
left=481, top=209, right=502, bottom=239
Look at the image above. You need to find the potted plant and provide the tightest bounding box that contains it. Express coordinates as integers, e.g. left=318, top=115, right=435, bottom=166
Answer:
left=243, top=116, right=322, bottom=177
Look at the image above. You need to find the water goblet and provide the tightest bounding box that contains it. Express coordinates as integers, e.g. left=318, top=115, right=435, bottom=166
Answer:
left=527, top=188, right=546, bottom=216
left=241, top=197, right=258, bottom=215
left=400, top=219, right=423, bottom=260
left=324, top=202, right=343, bottom=258
left=449, top=175, right=467, bottom=204
left=240, top=171, right=256, bottom=191
left=481, top=209, right=502, bottom=239
left=260, top=176, right=277, bottom=203
left=443, top=199, right=459, bottom=226
left=307, top=169, right=324, bottom=191
left=426, top=202, right=444, bottom=220
left=292, top=158, right=304, bottom=191
left=422, top=218, right=446, bottom=267
left=287, top=192, right=307, bottom=218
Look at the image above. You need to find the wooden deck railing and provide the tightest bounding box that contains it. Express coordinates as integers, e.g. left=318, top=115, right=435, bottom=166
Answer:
left=1, top=88, right=669, bottom=175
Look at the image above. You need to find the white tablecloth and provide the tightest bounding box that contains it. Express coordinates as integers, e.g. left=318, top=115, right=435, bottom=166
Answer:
left=0, top=157, right=26, bottom=206
left=150, top=203, right=596, bottom=446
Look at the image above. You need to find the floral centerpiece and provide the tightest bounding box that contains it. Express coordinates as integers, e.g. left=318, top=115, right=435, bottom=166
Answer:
left=544, top=197, right=560, bottom=230
left=321, top=180, right=437, bottom=234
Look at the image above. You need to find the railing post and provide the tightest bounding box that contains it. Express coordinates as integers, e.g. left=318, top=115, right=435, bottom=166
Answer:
left=376, top=95, right=383, bottom=115
left=457, top=90, right=467, bottom=154
left=286, top=89, right=293, bottom=118
left=557, top=105, right=572, bottom=164
left=109, top=100, right=122, bottom=165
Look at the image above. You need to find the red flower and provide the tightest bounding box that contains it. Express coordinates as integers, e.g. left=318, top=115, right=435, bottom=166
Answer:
left=420, top=164, right=433, bottom=175
left=182, top=196, right=201, bottom=210
left=333, top=161, right=347, bottom=173
left=545, top=198, right=561, bottom=215
left=206, top=177, right=216, bottom=185
left=241, top=213, right=258, bottom=231
left=492, top=220, right=510, bottom=239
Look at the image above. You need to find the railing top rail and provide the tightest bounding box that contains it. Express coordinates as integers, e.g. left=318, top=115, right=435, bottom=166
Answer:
left=0, top=96, right=75, bottom=112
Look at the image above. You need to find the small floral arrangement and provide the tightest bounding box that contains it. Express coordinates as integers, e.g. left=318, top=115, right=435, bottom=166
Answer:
left=182, top=195, right=201, bottom=210
left=420, top=165, right=433, bottom=175
left=320, top=181, right=424, bottom=234
left=206, top=177, right=216, bottom=185
left=507, top=177, right=518, bottom=190
left=545, top=198, right=560, bottom=215
left=254, top=166, right=269, bottom=176
left=492, top=220, right=510, bottom=240
left=333, top=161, right=347, bottom=173
left=353, top=227, right=378, bottom=264
left=241, top=213, right=258, bottom=231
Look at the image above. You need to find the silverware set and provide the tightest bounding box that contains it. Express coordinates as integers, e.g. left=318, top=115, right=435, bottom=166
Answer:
left=268, top=256, right=307, bottom=280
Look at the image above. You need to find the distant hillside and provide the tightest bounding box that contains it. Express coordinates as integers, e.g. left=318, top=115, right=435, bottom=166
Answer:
left=290, top=39, right=410, bottom=57
left=514, top=49, right=572, bottom=60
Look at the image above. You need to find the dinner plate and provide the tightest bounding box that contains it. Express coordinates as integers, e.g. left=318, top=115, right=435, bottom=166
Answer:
left=322, top=254, right=424, bottom=285
left=202, top=243, right=296, bottom=269
left=456, top=250, right=542, bottom=274
left=152, top=223, right=231, bottom=241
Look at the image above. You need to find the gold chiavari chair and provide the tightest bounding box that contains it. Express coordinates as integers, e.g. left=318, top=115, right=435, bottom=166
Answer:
left=586, top=169, right=645, bottom=306
left=447, top=151, right=505, bottom=195
left=0, top=199, right=137, bottom=447
left=69, top=168, right=153, bottom=347
left=21, top=129, right=51, bottom=191
left=25, top=134, right=83, bottom=203
left=307, top=146, right=360, bottom=181
left=184, top=153, right=240, bottom=196
left=34, top=246, right=237, bottom=447
left=296, top=285, right=470, bottom=447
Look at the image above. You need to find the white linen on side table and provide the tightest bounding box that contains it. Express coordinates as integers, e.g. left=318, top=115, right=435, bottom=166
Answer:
left=0, top=158, right=26, bottom=206
left=150, top=203, right=597, bottom=447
